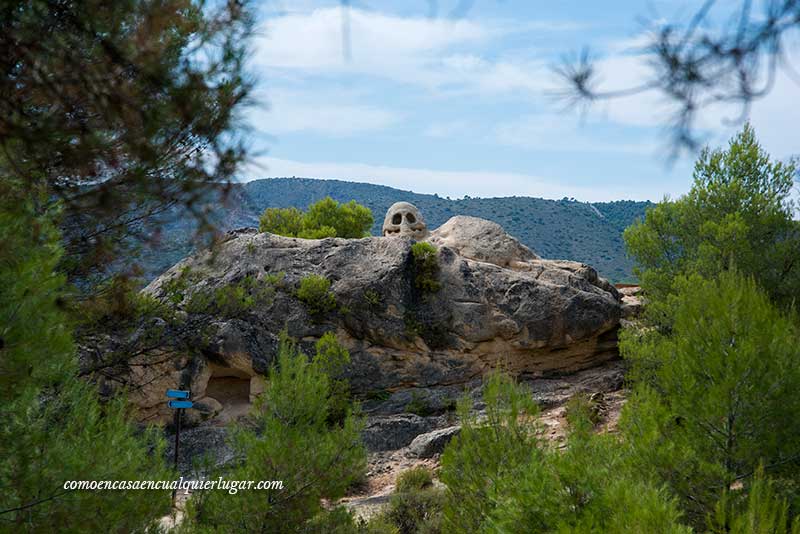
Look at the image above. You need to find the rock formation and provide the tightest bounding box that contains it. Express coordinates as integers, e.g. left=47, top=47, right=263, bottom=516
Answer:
left=104, top=214, right=622, bottom=425
left=382, top=201, right=429, bottom=239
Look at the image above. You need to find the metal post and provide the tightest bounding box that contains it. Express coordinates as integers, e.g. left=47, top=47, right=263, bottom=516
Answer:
left=172, top=408, right=181, bottom=503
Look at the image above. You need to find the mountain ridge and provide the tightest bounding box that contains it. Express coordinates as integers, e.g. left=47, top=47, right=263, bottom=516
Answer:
left=140, top=177, right=652, bottom=282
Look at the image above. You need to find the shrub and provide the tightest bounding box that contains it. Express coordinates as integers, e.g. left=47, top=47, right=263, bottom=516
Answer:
left=363, top=288, right=382, bottom=308
left=564, top=391, right=602, bottom=427
left=624, top=123, right=800, bottom=312
left=259, top=197, right=373, bottom=239
left=258, top=206, right=304, bottom=237
left=619, top=272, right=800, bottom=526
left=296, top=274, right=337, bottom=316
left=439, top=373, right=689, bottom=533
left=186, top=274, right=281, bottom=319
left=396, top=466, right=434, bottom=493
left=314, top=332, right=353, bottom=426
left=185, top=332, right=367, bottom=531
left=406, top=392, right=434, bottom=417
left=411, top=242, right=441, bottom=293
left=383, top=486, right=445, bottom=534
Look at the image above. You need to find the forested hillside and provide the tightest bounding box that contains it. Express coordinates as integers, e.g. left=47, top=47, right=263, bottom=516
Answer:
left=144, top=178, right=651, bottom=282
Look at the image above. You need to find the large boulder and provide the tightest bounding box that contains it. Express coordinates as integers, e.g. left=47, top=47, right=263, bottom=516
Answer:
left=98, top=216, right=621, bottom=424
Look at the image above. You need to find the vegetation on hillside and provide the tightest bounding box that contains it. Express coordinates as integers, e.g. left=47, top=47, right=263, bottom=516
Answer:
left=185, top=332, right=366, bottom=532
left=132, top=180, right=651, bottom=283
left=625, top=124, right=800, bottom=310
left=259, top=196, right=373, bottom=239
left=1, top=0, right=253, bottom=529
left=357, top=124, right=800, bottom=533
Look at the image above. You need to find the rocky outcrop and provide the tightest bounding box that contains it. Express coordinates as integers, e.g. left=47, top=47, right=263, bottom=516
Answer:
left=98, top=216, right=621, bottom=424
left=406, top=426, right=461, bottom=458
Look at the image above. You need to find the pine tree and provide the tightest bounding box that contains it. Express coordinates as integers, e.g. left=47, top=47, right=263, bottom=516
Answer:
left=185, top=333, right=367, bottom=532
left=0, top=187, right=172, bottom=530
left=624, top=123, right=800, bottom=312
left=620, top=271, right=800, bottom=527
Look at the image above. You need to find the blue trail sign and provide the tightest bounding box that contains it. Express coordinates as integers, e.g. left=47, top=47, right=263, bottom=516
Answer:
left=166, top=388, right=192, bottom=499
left=168, top=400, right=193, bottom=409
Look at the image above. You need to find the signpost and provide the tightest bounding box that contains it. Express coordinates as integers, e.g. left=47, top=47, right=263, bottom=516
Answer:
left=166, top=389, right=192, bottom=500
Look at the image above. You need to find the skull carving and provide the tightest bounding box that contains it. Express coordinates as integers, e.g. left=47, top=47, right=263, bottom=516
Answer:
left=382, top=202, right=429, bottom=239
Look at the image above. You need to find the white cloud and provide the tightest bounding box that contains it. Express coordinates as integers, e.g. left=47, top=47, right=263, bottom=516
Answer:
left=248, top=89, right=400, bottom=136
left=255, top=7, right=552, bottom=95
left=423, top=120, right=471, bottom=138
left=574, top=34, right=800, bottom=161
left=492, top=113, right=657, bottom=154
left=255, top=7, right=487, bottom=71
left=242, top=156, right=657, bottom=202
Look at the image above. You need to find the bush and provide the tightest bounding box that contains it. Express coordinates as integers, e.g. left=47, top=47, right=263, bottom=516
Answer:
left=373, top=467, right=443, bottom=534
left=411, top=242, right=441, bottom=293
left=564, top=392, right=602, bottom=427
left=259, top=197, right=373, bottom=239
left=396, top=466, right=434, bottom=493
left=383, top=486, right=444, bottom=534
left=296, top=274, right=337, bottom=316
left=619, top=271, right=800, bottom=526
left=624, top=123, right=800, bottom=312
left=186, top=274, right=281, bottom=319
left=185, top=332, right=367, bottom=532
left=314, top=332, right=353, bottom=426
left=406, top=392, right=434, bottom=417
left=439, top=373, right=690, bottom=533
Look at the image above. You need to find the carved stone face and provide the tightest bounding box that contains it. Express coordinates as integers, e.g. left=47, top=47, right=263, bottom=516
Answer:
left=382, top=202, right=429, bottom=239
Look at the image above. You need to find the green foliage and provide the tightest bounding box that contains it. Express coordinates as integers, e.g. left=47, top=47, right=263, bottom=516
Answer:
left=439, top=372, right=690, bottom=533
left=624, top=123, right=800, bottom=311
left=707, top=466, right=800, bottom=534
left=382, top=485, right=445, bottom=534
left=620, top=271, right=800, bottom=526
left=186, top=332, right=367, bottom=532
left=363, top=288, right=383, bottom=308
left=186, top=274, right=281, bottom=319
left=564, top=391, right=602, bottom=427
left=296, top=274, right=337, bottom=316
left=314, top=332, right=353, bottom=426
left=0, top=190, right=172, bottom=530
left=259, top=196, right=373, bottom=239
left=1, top=0, right=254, bottom=283
left=370, top=467, right=443, bottom=534
left=411, top=242, right=441, bottom=293
left=77, top=274, right=176, bottom=331
left=439, top=373, right=540, bottom=531
left=365, top=389, right=392, bottom=402
left=395, top=467, right=435, bottom=493
left=258, top=206, right=306, bottom=237
left=406, top=392, right=434, bottom=417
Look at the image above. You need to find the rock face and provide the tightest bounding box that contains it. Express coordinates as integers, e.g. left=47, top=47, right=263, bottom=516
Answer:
left=117, top=216, right=621, bottom=424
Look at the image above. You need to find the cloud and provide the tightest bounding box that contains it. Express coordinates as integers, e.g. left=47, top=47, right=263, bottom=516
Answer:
left=242, top=156, right=654, bottom=202
left=581, top=33, right=800, bottom=161
left=248, top=89, right=400, bottom=136
left=254, top=7, right=555, bottom=95
left=255, top=7, right=487, bottom=72
left=423, top=120, right=471, bottom=138
left=492, top=113, right=657, bottom=154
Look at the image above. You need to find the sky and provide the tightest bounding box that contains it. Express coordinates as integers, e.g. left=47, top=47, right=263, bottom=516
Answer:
left=240, top=0, right=800, bottom=202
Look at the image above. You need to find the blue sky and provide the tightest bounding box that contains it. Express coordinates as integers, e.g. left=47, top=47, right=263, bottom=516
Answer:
left=240, top=0, right=800, bottom=202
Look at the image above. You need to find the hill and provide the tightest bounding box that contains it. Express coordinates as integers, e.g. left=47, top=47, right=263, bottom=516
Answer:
left=138, top=177, right=652, bottom=282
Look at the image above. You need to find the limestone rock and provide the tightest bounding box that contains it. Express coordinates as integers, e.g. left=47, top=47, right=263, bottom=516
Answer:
left=362, top=414, right=441, bottom=452
left=427, top=215, right=539, bottom=269
left=93, top=216, right=621, bottom=424
left=406, top=426, right=461, bottom=458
